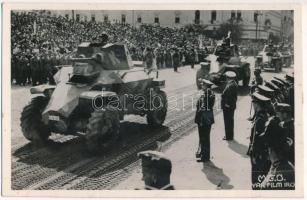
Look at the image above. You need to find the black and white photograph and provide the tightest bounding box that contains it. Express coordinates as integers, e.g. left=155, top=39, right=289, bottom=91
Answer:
left=1, top=3, right=304, bottom=197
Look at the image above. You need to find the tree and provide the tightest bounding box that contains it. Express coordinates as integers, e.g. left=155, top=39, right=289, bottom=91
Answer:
left=215, top=21, right=243, bottom=43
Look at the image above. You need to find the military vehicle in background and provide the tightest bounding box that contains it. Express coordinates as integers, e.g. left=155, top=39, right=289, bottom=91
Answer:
left=277, top=44, right=293, bottom=68
left=255, top=44, right=283, bottom=72
left=20, top=42, right=168, bottom=152
left=197, top=35, right=251, bottom=89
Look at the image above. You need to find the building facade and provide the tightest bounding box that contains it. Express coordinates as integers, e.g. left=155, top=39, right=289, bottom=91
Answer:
left=46, top=10, right=293, bottom=40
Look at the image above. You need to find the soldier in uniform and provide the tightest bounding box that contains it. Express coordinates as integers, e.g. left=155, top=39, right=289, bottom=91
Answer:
left=172, top=48, right=180, bottom=72
left=275, top=103, right=294, bottom=165
left=260, top=104, right=295, bottom=190
left=194, top=79, right=215, bottom=162
left=30, top=54, right=39, bottom=86
left=137, top=150, right=174, bottom=190
left=189, top=48, right=196, bottom=69
left=221, top=71, right=238, bottom=141
left=247, top=92, right=271, bottom=190
left=196, top=62, right=211, bottom=90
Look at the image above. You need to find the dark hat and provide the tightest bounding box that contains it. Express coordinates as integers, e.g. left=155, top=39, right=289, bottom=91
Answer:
left=257, top=85, right=274, bottom=98
left=285, top=73, right=294, bottom=82
left=252, top=91, right=271, bottom=102
left=265, top=81, right=280, bottom=91
left=225, top=71, right=236, bottom=78
left=275, top=103, right=292, bottom=113
left=138, top=150, right=172, bottom=175
left=201, top=79, right=214, bottom=86
left=273, top=76, right=288, bottom=85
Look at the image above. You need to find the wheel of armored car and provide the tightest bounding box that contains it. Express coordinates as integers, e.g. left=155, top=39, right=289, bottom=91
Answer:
left=85, top=105, right=120, bottom=153
left=20, top=96, right=51, bottom=144
left=147, top=90, right=168, bottom=128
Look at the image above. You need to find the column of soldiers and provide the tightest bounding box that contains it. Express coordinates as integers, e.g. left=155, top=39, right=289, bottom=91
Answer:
left=11, top=52, right=68, bottom=86
left=247, top=69, right=295, bottom=190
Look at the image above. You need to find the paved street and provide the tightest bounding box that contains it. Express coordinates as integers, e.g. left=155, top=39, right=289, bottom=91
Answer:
left=11, top=57, right=293, bottom=190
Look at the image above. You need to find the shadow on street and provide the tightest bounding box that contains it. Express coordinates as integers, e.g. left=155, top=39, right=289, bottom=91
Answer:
left=201, top=161, right=234, bottom=190
left=227, top=140, right=249, bottom=158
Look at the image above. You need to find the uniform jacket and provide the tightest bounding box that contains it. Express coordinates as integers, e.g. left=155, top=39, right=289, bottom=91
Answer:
left=247, top=110, right=268, bottom=156
left=221, top=80, right=238, bottom=110
left=195, top=89, right=215, bottom=126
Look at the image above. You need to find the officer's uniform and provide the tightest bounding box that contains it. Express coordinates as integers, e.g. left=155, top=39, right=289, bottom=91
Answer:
left=137, top=151, right=174, bottom=190
left=275, top=103, right=294, bottom=165
left=260, top=104, right=295, bottom=190
left=195, top=79, right=215, bottom=162
left=221, top=71, right=238, bottom=140
left=247, top=92, right=271, bottom=190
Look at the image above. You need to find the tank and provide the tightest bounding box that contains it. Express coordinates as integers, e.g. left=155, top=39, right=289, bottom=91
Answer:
left=20, top=42, right=168, bottom=152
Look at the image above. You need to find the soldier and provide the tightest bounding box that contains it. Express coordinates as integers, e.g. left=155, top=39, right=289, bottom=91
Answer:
left=194, top=79, right=215, bottom=162
left=189, top=48, right=196, bottom=69
left=30, top=54, right=39, bottom=86
left=275, top=103, right=294, bottom=165
left=285, top=73, right=294, bottom=116
left=172, top=48, right=180, bottom=72
left=221, top=71, right=238, bottom=141
left=247, top=92, right=271, bottom=190
left=250, top=68, right=263, bottom=94
left=164, top=48, right=172, bottom=68
left=260, top=104, right=295, bottom=190
left=196, top=62, right=211, bottom=90
left=137, top=150, right=174, bottom=190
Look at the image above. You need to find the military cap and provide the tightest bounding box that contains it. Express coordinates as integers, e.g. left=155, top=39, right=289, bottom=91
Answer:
left=225, top=71, right=236, bottom=78
left=271, top=79, right=285, bottom=88
left=201, top=79, right=214, bottom=86
left=257, top=85, right=274, bottom=98
left=285, top=73, right=294, bottom=82
left=138, top=150, right=172, bottom=175
left=275, top=103, right=292, bottom=113
left=252, top=91, right=271, bottom=102
left=265, top=81, right=280, bottom=91
left=273, top=76, right=288, bottom=85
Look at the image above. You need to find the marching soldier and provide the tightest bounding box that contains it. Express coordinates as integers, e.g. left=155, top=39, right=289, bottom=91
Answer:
left=194, top=79, right=215, bottom=162
left=189, top=48, right=196, bottom=69
left=137, top=150, right=174, bottom=190
left=221, top=71, right=238, bottom=141
left=247, top=92, right=271, bottom=190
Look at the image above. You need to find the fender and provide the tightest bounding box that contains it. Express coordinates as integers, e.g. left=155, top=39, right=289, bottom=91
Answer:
left=151, top=80, right=165, bottom=89
left=30, top=85, right=56, bottom=97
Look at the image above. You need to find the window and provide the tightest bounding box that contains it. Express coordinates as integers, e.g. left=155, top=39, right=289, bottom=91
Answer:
left=237, top=11, right=242, bottom=20
left=104, top=15, right=108, bottom=22
left=254, top=12, right=258, bottom=22
left=121, top=14, right=126, bottom=23
left=211, top=10, right=216, bottom=22
left=154, top=17, right=159, bottom=23
left=137, top=16, right=142, bottom=23
left=175, top=16, right=180, bottom=24
left=76, top=14, right=80, bottom=22
left=195, top=10, right=200, bottom=24
left=91, top=14, right=95, bottom=22
left=231, top=11, right=235, bottom=19
left=65, top=14, right=69, bottom=19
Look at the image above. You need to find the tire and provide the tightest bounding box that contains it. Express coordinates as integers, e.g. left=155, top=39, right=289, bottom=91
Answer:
left=85, top=106, right=120, bottom=152
left=147, top=90, right=168, bottom=127
left=20, top=96, right=50, bottom=143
